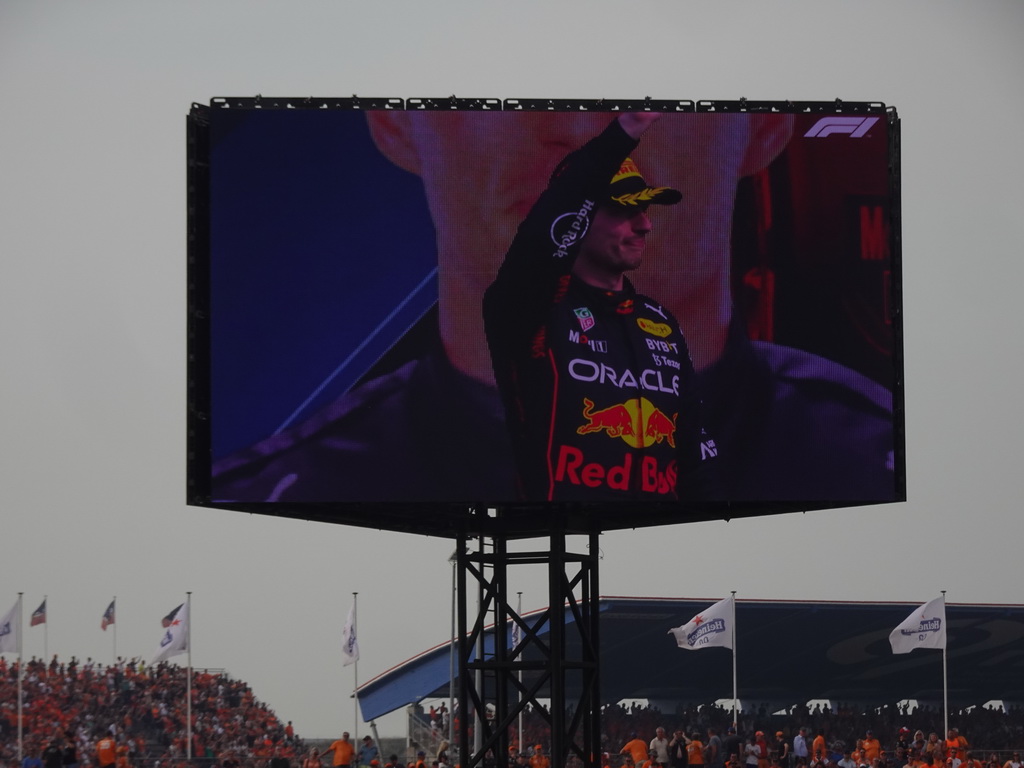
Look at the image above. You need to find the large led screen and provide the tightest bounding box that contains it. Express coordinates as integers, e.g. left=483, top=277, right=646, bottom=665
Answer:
left=187, top=98, right=904, bottom=535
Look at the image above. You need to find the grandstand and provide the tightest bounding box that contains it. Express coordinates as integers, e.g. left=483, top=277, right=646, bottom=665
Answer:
left=0, top=656, right=302, bottom=768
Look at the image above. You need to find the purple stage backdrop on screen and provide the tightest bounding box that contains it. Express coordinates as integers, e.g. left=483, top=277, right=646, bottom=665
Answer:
left=187, top=98, right=904, bottom=537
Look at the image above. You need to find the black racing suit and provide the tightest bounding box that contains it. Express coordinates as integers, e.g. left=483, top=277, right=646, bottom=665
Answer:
left=483, top=119, right=712, bottom=503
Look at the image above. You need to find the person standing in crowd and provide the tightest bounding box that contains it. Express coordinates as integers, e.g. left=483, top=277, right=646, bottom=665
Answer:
left=530, top=745, right=551, bottom=768
left=42, top=739, right=64, bottom=768
left=946, top=731, right=968, bottom=761
left=358, top=736, right=380, bottom=768
left=772, top=732, right=789, bottom=768
left=894, top=728, right=912, bottom=766
left=669, top=730, right=690, bottom=768
left=863, top=732, right=881, bottom=764
left=687, top=732, right=704, bottom=768
left=95, top=730, right=116, bottom=768
left=793, top=730, right=809, bottom=766
left=745, top=736, right=762, bottom=768
left=22, top=746, right=44, bottom=768
left=755, top=733, right=769, bottom=768
left=811, top=731, right=827, bottom=766
left=624, top=733, right=651, bottom=767
left=303, top=747, right=324, bottom=768
left=706, top=728, right=724, bottom=768
left=61, top=731, right=78, bottom=768
left=651, top=728, right=671, bottom=768
left=321, top=733, right=355, bottom=768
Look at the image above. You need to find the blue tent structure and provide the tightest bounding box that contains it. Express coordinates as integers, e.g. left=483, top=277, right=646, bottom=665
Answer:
left=356, top=598, right=1024, bottom=722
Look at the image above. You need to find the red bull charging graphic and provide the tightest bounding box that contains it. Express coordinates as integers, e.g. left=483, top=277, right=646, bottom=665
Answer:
left=576, top=397, right=676, bottom=449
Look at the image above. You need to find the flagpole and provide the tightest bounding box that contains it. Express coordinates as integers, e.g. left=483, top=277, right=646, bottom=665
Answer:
left=353, top=592, right=359, bottom=739
left=731, top=591, right=737, bottom=729
left=187, top=592, right=192, bottom=760
left=941, top=590, right=948, bottom=738
left=113, top=597, right=117, bottom=665
left=16, top=593, right=24, bottom=761
left=517, top=591, right=523, bottom=753
left=43, top=595, right=48, bottom=661
left=16, top=593, right=23, bottom=761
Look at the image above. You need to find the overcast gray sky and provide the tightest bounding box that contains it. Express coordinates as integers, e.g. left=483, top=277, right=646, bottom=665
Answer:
left=2, top=0, right=1023, bottom=740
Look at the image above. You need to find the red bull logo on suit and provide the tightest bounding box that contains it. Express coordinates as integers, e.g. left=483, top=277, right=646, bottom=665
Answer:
left=576, top=397, right=676, bottom=449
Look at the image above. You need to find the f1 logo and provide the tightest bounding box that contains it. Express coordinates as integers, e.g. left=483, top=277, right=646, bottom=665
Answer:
left=804, top=116, right=879, bottom=138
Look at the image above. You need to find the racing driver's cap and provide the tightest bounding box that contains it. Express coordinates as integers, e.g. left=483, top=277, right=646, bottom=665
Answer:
left=606, top=157, right=682, bottom=210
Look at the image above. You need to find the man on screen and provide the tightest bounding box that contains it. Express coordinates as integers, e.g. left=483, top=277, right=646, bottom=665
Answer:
left=482, top=112, right=713, bottom=501
left=211, top=109, right=894, bottom=504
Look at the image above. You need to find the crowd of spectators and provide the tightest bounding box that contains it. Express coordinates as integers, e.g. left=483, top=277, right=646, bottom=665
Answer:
left=504, top=700, right=1024, bottom=767
left=7, top=657, right=1024, bottom=768
left=595, top=700, right=1024, bottom=757
left=0, top=656, right=302, bottom=768
left=482, top=700, right=1024, bottom=768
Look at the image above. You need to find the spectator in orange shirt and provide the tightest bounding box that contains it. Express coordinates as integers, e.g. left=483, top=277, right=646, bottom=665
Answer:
left=945, top=731, right=968, bottom=761
left=530, top=745, right=550, bottom=768
left=863, top=733, right=881, bottom=763
left=811, top=732, right=827, bottom=765
left=687, top=732, right=705, bottom=767
left=623, top=733, right=650, bottom=766
left=321, top=733, right=355, bottom=768
left=95, top=730, right=116, bottom=768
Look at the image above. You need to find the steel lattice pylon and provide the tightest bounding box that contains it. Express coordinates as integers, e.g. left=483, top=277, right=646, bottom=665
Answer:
left=456, top=512, right=601, bottom=768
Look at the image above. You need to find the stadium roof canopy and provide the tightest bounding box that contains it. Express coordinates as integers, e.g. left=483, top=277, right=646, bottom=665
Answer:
left=357, top=598, right=1024, bottom=722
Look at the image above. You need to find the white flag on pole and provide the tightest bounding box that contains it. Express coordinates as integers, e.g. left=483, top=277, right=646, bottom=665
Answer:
left=342, top=602, right=359, bottom=666
left=889, top=596, right=946, bottom=654
left=152, top=601, right=189, bottom=664
left=669, top=596, right=734, bottom=650
left=0, top=600, right=20, bottom=654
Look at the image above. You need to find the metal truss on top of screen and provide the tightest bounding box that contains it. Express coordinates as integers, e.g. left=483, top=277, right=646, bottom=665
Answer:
left=201, top=96, right=889, bottom=113
left=187, top=97, right=903, bottom=541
